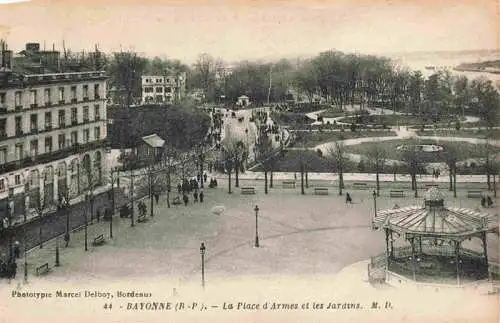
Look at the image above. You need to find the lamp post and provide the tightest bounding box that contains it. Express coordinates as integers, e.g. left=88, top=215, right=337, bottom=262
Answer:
left=372, top=190, right=377, bottom=225
left=200, top=242, right=206, bottom=290
left=23, top=230, right=28, bottom=283
left=84, top=192, right=89, bottom=251
left=55, top=236, right=60, bottom=267
left=254, top=205, right=260, bottom=248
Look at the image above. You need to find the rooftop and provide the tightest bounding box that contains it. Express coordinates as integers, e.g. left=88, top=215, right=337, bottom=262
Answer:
left=141, top=134, right=165, bottom=148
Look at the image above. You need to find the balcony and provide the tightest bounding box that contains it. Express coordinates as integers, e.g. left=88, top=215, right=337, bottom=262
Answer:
left=15, top=106, right=23, bottom=111
left=30, top=127, right=38, bottom=134
left=58, top=123, right=66, bottom=129
left=94, top=94, right=101, bottom=100
left=83, top=118, right=89, bottom=123
left=15, top=129, right=23, bottom=136
left=0, top=139, right=109, bottom=174
left=45, top=125, right=52, bottom=131
left=30, top=104, right=38, bottom=109
left=58, top=100, right=65, bottom=105
left=71, top=120, right=78, bottom=126
left=83, top=97, right=89, bottom=102
left=0, top=132, right=7, bottom=140
left=71, top=98, right=78, bottom=103
left=45, top=101, right=52, bottom=107
left=0, top=107, right=7, bottom=114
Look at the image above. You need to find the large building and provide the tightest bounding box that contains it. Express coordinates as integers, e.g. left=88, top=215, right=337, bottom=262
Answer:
left=0, top=41, right=108, bottom=221
left=141, top=73, right=186, bottom=105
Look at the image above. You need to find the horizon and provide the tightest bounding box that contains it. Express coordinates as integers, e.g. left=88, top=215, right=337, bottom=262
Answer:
left=0, top=0, right=498, bottom=64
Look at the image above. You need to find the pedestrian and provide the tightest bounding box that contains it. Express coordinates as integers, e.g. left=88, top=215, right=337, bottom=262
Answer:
left=294, top=172, right=297, bottom=180
left=197, top=173, right=201, bottom=182
left=183, top=194, right=189, bottom=206
left=346, top=192, right=352, bottom=204
left=10, top=261, right=17, bottom=279
left=481, top=196, right=486, bottom=208
left=487, top=196, right=493, bottom=208
left=96, top=209, right=101, bottom=222
left=155, top=192, right=160, bottom=205
left=199, top=190, right=204, bottom=203
left=193, top=190, right=198, bottom=203
left=203, top=173, right=208, bottom=183
left=177, top=183, right=182, bottom=194
left=64, top=232, right=70, bottom=247
left=13, top=240, right=20, bottom=259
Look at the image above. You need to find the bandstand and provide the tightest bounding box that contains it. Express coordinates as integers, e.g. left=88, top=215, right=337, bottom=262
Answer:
left=370, top=188, right=498, bottom=287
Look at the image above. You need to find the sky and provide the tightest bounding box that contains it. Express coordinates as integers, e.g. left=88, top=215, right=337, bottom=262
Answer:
left=0, top=0, right=498, bottom=63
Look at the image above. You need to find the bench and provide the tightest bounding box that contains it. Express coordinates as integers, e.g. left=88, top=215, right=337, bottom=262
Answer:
left=92, top=234, right=105, bottom=246
left=241, top=187, right=256, bottom=195
left=353, top=182, right=368, bottom=190
left=282, top=181, right=296, bottom=189
left=390, top=190, right=405, bottom=198
left=137, top=215, right=149, bottom=223
left=314, top=188, right=329, bottom=195
left=467, top=190, right=482, bottom=198
left=36, top=263, right=50, bottom=276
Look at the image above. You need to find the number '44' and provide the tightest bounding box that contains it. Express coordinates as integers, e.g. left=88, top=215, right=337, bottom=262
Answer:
left=103, top=303, right=113, bottom=310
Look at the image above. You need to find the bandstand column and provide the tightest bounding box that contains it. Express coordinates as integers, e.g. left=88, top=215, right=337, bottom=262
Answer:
left=411, top=237, right=416, bottom=281
left=481, top=232, right=488, bottom=265
left=455, top=240, right=461, bottom=286
left=384, top=229, right=390, bottom=259
left=390, top=232, right=394, bottom=258
left=419, top=237, right=422, bottom=255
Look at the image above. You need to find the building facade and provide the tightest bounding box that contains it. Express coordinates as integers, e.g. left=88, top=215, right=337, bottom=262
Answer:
left=141, top=73, right=186, bottom=105
left=0, top=42, right=108, bottom=222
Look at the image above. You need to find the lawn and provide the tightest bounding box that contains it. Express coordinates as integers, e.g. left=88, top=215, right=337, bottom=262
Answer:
left=341, top=114, right=459, bottom=127
left=416, top=129, right=500, bottom=139
left=344, top=139, right=499, bottom=163
left=289, top=130, right=397, bottom=147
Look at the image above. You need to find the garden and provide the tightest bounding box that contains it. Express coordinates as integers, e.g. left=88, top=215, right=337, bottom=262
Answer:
left=340, top=114, right=460, bottom=127
left=289, top=130, right=397, bottom=147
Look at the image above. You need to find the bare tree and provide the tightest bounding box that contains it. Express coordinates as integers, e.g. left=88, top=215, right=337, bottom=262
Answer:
left=326, top=141, right=347, bottom=196
left=256, top=130, right=275, bottom=195
left=444, top=145, right=458, bottom=197
left=221, top=139, right=240, bottom=194
left=402, top=146, right=422, bottom=198
left=367, top=144, right=387, bottom=196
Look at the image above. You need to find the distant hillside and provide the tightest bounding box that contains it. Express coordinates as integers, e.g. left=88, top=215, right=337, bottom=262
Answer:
left=456, top=60, right=500, bottom=70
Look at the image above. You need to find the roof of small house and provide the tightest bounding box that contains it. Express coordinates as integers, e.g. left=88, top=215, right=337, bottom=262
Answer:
left=141, top=134, right=165, bottom=148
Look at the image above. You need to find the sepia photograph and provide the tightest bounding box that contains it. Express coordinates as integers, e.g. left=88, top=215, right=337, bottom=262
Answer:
left=0, top=0, right=498, bottom=322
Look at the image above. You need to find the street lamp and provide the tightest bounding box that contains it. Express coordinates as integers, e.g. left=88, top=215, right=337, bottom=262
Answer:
left=84, top=192, right=91, bottom=251
left=200, top=242, right=206, bottom=290
left=372, top=190, right=377, bottom=223
left=23, top=230, right=28, bottom=283
left=254, top=205, right=260, bottom=248
left=55, top=236, right=60, bottom=267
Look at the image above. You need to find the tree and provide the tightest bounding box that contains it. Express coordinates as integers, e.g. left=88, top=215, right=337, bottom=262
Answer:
left=233, top=140, right=246, bottom=188
left=402, top=146, right=422, bottom=198
left=294, top=60, right=318, bottom=103
left=326, top=141, right=347, bottom=196
left=107, top=51, right=148, bottom=107
left=444, top=145, right=458, bottom=197
left=367, top=144, right=387, bottom=196
left=256, top=129, right=275, bottom=195
left=221, top=139, right=239, bottom=194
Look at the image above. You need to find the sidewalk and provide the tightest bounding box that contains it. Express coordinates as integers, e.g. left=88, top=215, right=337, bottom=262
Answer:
left=214, top=171, right=492, bottom=184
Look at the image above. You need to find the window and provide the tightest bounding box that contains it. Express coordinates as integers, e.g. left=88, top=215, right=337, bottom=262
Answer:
left=83, top=106, right=89, bottom=122
left=15, top=144, right=23, bottom=160
left=0, top=179, right=4, bottom=192
left=45, top=111, right=52, bottom=130
left=44, top=88, right=51, bottom=105
left=0, top=147, right=6, bottom=165
left=94, top=105, right=100, bottom=121
left=94, top=126, right=100, bottom=140
left=44, top=137, right=53, bottom=153
left=15, top=116, right=22, bottom=135
left=71, top=86, right=77, bottom=102
left=30, top=90, right=37, bottom=106
left=58, top=87, right=65, bottom=102
left=58, top=133, right=66, bottom=149
left=165, top=87, right=172, bottom=93
left=71, top=107, right=77, bottom=125
left=0, top=119, right=6, bottom=138
left=83, top=129, right=90, bottom=143
left=58, top=110, right=65, bottom=127
left=30, top=139, right=38, bottom=157
left=30, top=114, right=38, bottom=132
left=15, top=175, right=21, bottom=185
left=94, top=84, right=100, bottom=99
left=83, top=85, right=89, bottom=99
left=0, top=92, right=5, bottom=105
left=144, top=87, right=154, bottom=93
left=156, top=87, right=163, bottom=93
left=15, top=92, right=22, bottom=108
left=70, top=131, right=78, bottom=146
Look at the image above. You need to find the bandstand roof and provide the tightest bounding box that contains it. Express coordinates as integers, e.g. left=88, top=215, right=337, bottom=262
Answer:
left=373, top=188, right=498, bottom=238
